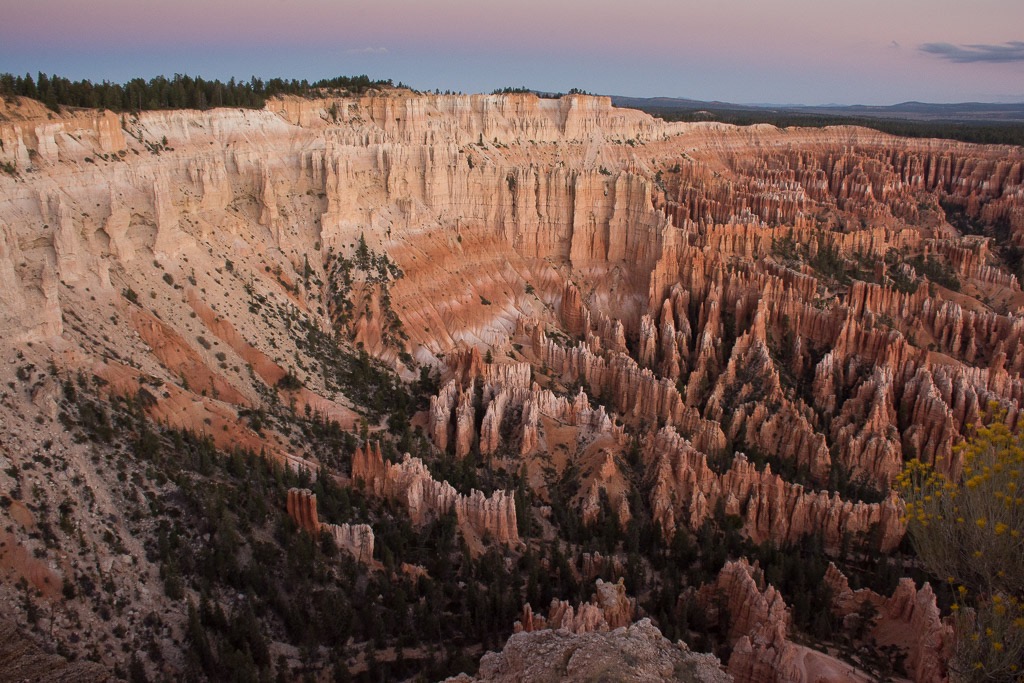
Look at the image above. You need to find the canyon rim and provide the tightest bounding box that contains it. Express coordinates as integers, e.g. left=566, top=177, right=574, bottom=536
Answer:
left=1, top=84, right=1023, bottom=681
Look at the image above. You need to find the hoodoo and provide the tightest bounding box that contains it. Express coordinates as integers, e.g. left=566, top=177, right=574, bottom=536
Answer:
left=2, top=87, right=1022, bottom=681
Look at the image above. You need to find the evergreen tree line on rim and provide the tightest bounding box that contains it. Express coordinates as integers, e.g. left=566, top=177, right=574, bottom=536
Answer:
left=0, top=72, right=395, bottom=113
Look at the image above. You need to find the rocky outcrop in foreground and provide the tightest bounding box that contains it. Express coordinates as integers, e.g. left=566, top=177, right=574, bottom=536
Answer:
left=445, top=619, right=731, bottom=683
left=0, top=619, right=110, bottom=683
left=456, top=580, right=727, bottom=682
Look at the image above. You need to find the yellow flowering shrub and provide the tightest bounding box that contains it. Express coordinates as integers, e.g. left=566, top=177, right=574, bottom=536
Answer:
left=899, top=405, right=1024, bottom=682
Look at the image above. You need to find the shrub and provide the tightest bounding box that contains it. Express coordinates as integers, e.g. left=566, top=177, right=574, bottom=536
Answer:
left=899, top=405, right=1024, bottom=681
left=276, top=372, right=302, bottom=390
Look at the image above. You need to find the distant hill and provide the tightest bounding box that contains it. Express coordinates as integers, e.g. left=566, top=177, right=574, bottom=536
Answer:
left=610, top=95, right=1024, bottom=146
left=611, top=96, right=1024, bottom=123
left=795, top=101, right=1024, bottom=123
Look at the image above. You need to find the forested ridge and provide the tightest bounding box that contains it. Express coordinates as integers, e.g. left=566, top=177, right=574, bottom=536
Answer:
left=638, top=105, right=1024, bottom=146
left=0, top=72, right=394, bottom=112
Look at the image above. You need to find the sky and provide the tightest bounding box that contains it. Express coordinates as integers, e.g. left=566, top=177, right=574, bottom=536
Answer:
left=1, top=0, right=1022, bottom=105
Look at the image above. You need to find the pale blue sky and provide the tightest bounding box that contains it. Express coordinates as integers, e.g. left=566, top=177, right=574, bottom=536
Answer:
left=1, top=0, right=1021, bottom=104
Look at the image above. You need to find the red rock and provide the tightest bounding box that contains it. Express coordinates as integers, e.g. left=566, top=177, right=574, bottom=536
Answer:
left=352, top=442, right=519, bottom=545
left=824, top=563, right=953, bottom=683
left=455, top=389, right=476, bottom=459
left=830, top=366, right=903, bottom=487
left=286, top=488, right=374, bottom=563
left=286, top=488, right=321, bottom=532
left=515, top=578, right=636, bottom=634
left=428, top=380, right=460, bottom=454
left=561, top=282, right=587, bottom=337
left=648, top=428, right=905, bottom=552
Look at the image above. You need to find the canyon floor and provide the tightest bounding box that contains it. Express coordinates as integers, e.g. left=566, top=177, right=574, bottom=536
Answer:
left=1, top=89, right=1022, bottom=681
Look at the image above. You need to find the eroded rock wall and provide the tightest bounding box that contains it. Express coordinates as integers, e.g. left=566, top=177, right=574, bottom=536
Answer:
left=286, top=488, right=375, bottom=563
left=351, top=443, right=519, bottom=545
